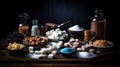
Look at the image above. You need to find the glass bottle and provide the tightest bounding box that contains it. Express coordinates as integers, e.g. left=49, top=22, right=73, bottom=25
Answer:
left=31, top=19, right=40, bottom=36
left=18, top=13, right=30, bottom=36
left=90, top=8, right=106, bottom=40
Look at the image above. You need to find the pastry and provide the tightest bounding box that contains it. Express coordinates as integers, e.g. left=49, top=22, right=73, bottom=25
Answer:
left=93, top=40, right=110, bottom=47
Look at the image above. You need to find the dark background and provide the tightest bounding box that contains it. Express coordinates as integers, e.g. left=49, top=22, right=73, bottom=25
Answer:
left=0, top=0, right=119, bottom=44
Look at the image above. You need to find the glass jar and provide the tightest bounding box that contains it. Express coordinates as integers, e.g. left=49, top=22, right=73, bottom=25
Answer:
left=91, top=8, right=106, bottom=40
left=18, top=13, right=30, bottom=36
left=84, top=29, right=92, bottom=42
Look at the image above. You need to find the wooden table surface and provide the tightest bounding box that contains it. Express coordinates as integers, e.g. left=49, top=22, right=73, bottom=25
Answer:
left=0, top=35, right=120, bottom=67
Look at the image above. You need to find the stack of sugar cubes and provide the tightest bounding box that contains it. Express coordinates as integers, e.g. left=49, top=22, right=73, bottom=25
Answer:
left=46, top=28, right=68, bottom=41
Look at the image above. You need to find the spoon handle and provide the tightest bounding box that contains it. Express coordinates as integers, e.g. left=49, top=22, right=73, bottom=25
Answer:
left=88, top=32, right=97, bottom=44
left=57, top=20, right=71, bottom=28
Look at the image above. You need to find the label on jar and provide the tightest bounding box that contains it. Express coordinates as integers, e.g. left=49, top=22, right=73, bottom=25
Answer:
left=18, top=25, right=29, bottom=35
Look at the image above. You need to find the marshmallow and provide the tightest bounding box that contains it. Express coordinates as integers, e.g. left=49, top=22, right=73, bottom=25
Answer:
left=48, top=54, right=54, bottom=59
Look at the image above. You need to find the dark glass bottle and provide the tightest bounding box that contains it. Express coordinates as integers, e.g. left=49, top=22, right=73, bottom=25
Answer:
left=91, top=8, right=106, bottom=40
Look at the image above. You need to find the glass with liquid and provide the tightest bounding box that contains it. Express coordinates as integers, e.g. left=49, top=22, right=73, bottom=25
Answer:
left=84, top=29, right=92, bottom=42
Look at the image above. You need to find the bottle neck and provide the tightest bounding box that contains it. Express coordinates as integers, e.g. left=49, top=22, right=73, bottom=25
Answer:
left=92, top=8, right=105, bottom=21
left=32, top=19, right=38, bottom=25
left=92, top=12, right=104, bottom=21
left=19, top=13, right=30, bottom=25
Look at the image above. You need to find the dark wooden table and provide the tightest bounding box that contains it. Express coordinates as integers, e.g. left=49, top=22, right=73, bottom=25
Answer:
left=0, top=35, right=120, bottom=67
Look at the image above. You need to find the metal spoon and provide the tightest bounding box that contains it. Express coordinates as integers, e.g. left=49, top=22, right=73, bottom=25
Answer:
left=87, top=32, right=97, bottom=45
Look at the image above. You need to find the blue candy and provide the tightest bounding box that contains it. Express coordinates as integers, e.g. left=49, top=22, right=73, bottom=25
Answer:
left=59, top=47, right=75, bottom=54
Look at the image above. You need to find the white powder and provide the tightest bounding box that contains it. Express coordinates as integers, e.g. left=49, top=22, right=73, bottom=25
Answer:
left=69, top=25, right=84, bottom=31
